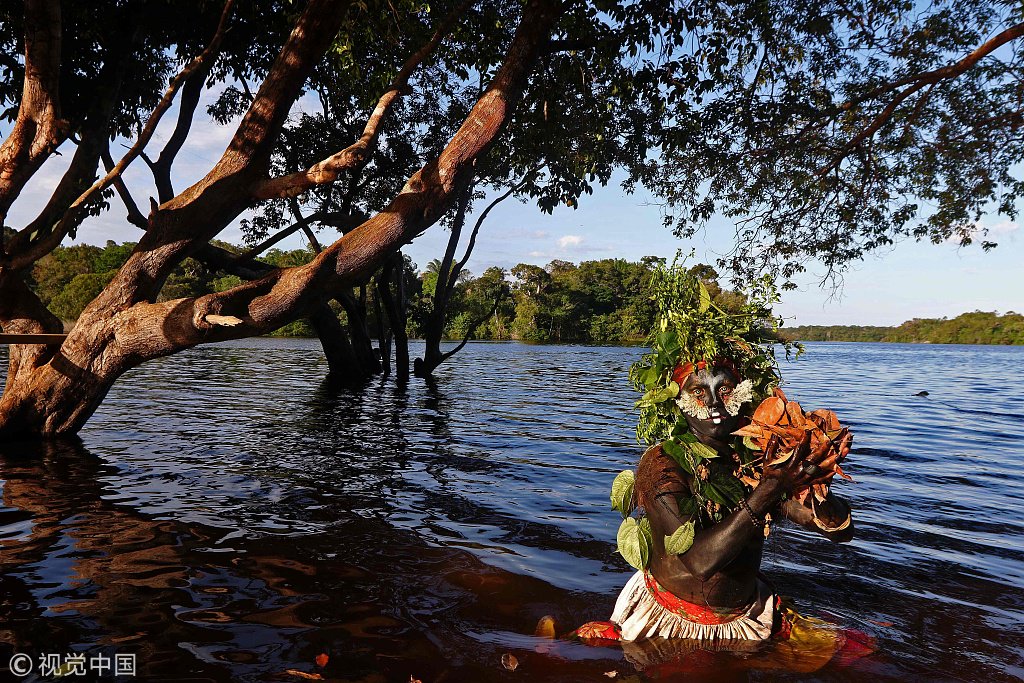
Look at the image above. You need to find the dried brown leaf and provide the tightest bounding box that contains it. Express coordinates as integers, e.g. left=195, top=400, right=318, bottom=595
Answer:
left=731, top=424, right=764, bottom=438
left=786, top=401, right=805, bottom=427
left=753, top=396, right=786, bottom=424
left=501, top=653, right=519, bottom=671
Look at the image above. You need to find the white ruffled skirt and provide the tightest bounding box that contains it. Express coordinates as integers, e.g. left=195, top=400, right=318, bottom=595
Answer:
left=610, top=571, right=775, bottom=643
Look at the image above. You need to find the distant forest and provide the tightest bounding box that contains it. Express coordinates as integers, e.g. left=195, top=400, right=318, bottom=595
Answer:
left=779, top=312, right=1024, bottom=345
left=30, top=240, right=1022, bottom=346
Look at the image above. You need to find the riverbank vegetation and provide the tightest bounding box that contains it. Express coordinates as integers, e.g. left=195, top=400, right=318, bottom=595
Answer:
left=32, top=240, right=1020, bottom=346
left=782, top=312, right=1024, bottom=346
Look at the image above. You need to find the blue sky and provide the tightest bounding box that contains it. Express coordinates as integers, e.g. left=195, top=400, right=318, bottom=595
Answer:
left=5, top=90, right=1022, bottom=327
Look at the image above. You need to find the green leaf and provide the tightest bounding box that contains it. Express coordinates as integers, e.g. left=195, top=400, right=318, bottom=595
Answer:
left=664, top=521, right=695, bottom=555
left=698, top=281, right=711, bottom=313
left=743, top=436, right=762, bottom=451
left=616, top=517, right=651, bottom=570
left=688, top=441, right=719, bottom=460
left=637, top=381, right=680, bottom=407
left=610, top=469, right=635, bottom=518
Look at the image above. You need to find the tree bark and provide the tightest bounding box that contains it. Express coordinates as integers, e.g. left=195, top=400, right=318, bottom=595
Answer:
left=0, top=0, right=65, bottom=229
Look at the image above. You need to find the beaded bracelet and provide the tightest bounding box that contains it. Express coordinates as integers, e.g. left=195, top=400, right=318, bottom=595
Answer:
left=738, top=497, right=763, bottom=528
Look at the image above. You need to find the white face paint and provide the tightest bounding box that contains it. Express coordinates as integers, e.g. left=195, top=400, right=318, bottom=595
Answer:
left=676, top=391, right=710, bottom=420
left=723, top=379, right=754, bottom=416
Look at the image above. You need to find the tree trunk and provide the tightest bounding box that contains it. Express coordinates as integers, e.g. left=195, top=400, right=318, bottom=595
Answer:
left=415, top=182, right=472, bottom=377
left=372, top=278, right=392, bottom=378
left=308, top=302, right=363, bottom=382
left=337, top=291, right=380, bottom=376
left=378, top=253, right=410, bottom=381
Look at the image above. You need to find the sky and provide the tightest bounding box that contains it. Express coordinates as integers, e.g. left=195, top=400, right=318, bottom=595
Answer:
left=5, top=90, right=1022, bottom=328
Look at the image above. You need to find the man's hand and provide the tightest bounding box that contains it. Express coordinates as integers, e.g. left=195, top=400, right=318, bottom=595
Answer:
left=760, top=431, right=835, bottom=495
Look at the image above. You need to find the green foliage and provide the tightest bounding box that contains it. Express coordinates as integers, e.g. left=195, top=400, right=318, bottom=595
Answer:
left=616, top=515, right=653, bottom=571
left=615, top=256, right=802, bottom=529
left=49, top=271, right=116, bottom=321
left=782, top=311, right=1024, bottom=345
left=610, top=469, right=636, bottom=518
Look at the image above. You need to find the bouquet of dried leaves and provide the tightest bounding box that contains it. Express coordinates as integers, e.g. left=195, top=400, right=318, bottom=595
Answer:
left=732, top=387, right=853, bottom=506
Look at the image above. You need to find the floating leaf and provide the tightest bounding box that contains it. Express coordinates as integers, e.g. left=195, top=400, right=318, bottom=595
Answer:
left=315, top=653, right=328, bottom=668
left=610, top=470, right=636, bottom=518
left=664, top=521, right=695, bottom=555
left=283, top=671, right=324, bottom=681
left=534, top=615, right=556, bottom=638
left=501, top=653, right=519, bottom=671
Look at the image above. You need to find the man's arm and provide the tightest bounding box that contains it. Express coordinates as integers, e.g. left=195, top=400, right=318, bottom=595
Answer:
left=777, top=492, right=855, bottom=543
left=645, top=473, right=785, bottom=582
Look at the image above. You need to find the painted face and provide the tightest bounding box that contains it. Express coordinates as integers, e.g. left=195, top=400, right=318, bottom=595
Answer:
left=675, top=365, right=753, bottom=442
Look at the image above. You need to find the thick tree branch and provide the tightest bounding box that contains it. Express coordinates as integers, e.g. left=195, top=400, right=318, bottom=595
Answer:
left=107, top=0, right=561, bottom=356
left=252, top=0, right=476, bottom=200
left=0, top=0, right=65, bottom=231
left=4, top=47, right=135, bottom=269
left=75, top=0, right=352, bottom=314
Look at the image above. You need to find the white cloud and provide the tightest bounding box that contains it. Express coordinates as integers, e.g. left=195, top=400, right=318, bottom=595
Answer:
left=558, top=234, right=584, bottom=248
left=987, top=220, right=1019, bottom=235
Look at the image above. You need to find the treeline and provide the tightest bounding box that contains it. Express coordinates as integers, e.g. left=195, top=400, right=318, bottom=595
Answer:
left=33, top=241, right=1020, bottom=346
left=28, top=241, right=692, bottom=343
left=781, top=311, right=1024, bottom=345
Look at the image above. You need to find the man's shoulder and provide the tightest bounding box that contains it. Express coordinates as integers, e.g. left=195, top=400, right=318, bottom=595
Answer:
left=636, top=442, right=690, bottom=504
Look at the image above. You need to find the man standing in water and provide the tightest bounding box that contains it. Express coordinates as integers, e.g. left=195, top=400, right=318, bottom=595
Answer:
left=608, top=359, right=854, bottom=643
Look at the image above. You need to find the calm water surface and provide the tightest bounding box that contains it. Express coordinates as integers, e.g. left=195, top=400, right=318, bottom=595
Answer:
left=1, top=340, right=1022, bottom=682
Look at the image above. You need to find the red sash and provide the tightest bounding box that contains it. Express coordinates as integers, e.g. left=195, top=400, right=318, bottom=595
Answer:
left=642, top=571, right=751, bottom=625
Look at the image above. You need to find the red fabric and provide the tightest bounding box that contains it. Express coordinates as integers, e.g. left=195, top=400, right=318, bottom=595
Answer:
left=642, top=571, right=750, bottom=625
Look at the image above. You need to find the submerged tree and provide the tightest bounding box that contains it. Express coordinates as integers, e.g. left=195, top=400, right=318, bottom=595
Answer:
left=2, top=0, right=1022, bottom=438
left=0, top=0, right=564, bottom=437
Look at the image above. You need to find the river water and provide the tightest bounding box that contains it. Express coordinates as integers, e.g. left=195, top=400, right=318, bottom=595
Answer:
left=0, top=340, right=1022, bottom=682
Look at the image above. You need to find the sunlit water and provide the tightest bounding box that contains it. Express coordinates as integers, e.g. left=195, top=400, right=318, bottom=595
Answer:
left=1, top=340, right=1022, bottom=682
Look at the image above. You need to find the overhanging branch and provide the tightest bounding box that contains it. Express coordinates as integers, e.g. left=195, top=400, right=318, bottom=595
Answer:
left=251, top=0, right=476, bottom=200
